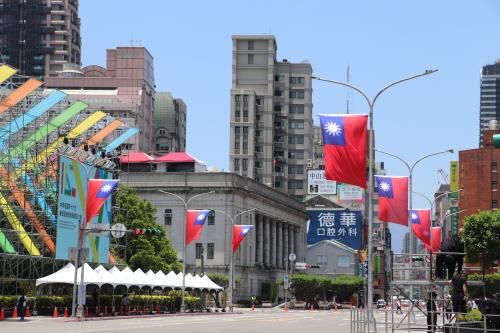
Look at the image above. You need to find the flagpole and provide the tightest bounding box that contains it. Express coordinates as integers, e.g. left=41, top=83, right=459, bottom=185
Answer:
left=312, top=69, right=437, bottom=333
left=158, top=190, right=214, bottom=313
left=214, top=208, right=256, bottom=312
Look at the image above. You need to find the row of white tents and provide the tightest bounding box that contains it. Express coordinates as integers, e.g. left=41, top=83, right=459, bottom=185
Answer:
left=36, top=263, right=223, bottom=291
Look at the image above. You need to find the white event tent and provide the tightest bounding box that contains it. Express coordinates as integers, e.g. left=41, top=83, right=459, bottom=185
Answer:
left=36, top=264, right=223, bottom=291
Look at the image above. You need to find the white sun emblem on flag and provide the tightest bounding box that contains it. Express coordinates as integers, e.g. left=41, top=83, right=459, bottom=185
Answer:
left=324, top=121, right=342, bottom=136
left=197, top=214, right=206, bottom=221
left=411, top=212, right=418, bottom=220
left=101, top=184, right=113, bottom=193
left=379, top=181, right=390, bottom=192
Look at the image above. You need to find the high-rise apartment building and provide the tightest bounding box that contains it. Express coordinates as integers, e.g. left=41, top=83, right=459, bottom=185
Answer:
left=479, top=60, right=500, bottom=147
left=229, top=35, right=313, bottom=199
left=153, top=92, right=187, bottom=154
left=44, top=46, right=155, bottom=151
left=0, top=0, right=81, bottom=78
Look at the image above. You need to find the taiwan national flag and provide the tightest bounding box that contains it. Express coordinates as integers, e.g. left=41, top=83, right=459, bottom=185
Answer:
left=232, top=225, right=253, bottom=253
left=319, top=114, right=368, bottom=189
left=431, top=227, right=441, bottom=252
left=185, top=210, right=210, bottom=245
left=86, top=179, right=119, bottom=223
left=376, top=176, right=408, bottom=226
left=410, top=209, right=431, bottom=250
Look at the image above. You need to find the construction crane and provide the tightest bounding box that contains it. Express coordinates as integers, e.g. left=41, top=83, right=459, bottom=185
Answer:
left=437, top=169, right=449, bottom=184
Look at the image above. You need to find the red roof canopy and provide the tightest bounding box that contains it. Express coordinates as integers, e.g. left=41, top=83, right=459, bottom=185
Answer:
left=153, top=152, right=196, bottom=163
left=119, top=152, right=154, bottom=164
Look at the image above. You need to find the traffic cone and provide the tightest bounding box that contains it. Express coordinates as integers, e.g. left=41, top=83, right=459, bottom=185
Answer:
left=63, top=307, right=68, bottom=318
left=52, top=307, right=59, bottom=318
left=12, top=306, right=17, bottom=318
left=251, top=304, right=255, bottom=311
left=0, top=308, right=5, bottom=321
left=24, top=307, right=30, bottom=317
left=104, top=306, right=108, bottom=316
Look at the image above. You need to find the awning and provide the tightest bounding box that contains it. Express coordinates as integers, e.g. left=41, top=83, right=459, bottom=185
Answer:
left=119, top=152, right=154, bottom=164
left=153, top=152, right=196, bottom=163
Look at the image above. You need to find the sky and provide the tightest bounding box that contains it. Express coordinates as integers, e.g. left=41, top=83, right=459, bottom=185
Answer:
left=80, top=0, right=500, bottom=252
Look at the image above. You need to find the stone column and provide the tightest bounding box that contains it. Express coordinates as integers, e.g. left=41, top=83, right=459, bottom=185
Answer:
left=256, top=215, right=264, bottom=264
left=277, top=222, right=283, bottom=269
left=271, top=219, right=277, bottom=268
left=264, top=216, right=270, bottom=266
left=282, top=224, right=288, bottom=268
left=288, top=225, right=294, bottom=258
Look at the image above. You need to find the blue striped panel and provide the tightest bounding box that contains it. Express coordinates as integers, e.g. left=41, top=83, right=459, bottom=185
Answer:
left=105, top=128, right=139, bottom=152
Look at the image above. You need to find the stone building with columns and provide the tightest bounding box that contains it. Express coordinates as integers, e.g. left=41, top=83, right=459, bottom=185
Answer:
left=120, top=171, right=308, bottom=301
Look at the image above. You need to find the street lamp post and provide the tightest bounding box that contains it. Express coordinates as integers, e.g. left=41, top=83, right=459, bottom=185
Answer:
left=375, top=148, right=453, bottom=300
left=158, top=190, right=214, bottom=313
left=213, top=208, right=256, bottom=312
left=313, top=69, right=437, bottom=332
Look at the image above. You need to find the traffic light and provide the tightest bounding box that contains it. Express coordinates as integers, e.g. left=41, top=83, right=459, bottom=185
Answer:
left=494, top=134, right=500, bottom=148
left=131, top=228, right=161, bottom=236
left=306, top=264, right=321, bottom=269
left=358, top=250, right=368, bottom=263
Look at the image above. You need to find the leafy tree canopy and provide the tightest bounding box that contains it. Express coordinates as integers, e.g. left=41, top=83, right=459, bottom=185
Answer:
left=462, top=210, right=500, bottom=270
left=113, top=186, right=181, bottom=273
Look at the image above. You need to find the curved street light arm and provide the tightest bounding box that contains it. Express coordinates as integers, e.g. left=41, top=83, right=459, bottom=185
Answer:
left=412, top=191, right=432, bottom=208
left=312, top=76, right=372, bottom=107
left=231, top=208, right=257, bottom=224
left=432, top=189, right=463, bottom=210
left=374, top=149, right=411, bottom=173
left=410, top=149, right=453, bottom=174
left=158, top=190, right=186, bottom=205
left=372, top=70, right=438, bottom=106
left=186, top=190, right=215, bottom=206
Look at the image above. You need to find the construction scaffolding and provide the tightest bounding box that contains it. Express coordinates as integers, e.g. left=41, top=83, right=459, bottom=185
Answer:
left=0, top=64, right=136, bottom=292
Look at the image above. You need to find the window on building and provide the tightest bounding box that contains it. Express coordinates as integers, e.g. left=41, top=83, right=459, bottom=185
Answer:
left=159, top=129, right=166, bottom=135
left=317, top=255, right=327, bottom=265
left=275, top=181, right=282, bottom=188
left=289, top=120, right=304, bottom=129
left=274, top=75, right=285, bottom=82
left=207, top=210, right=215, bottom=225
left=243, top=110, right=248, bottom=118
left=256, top=97, right=263, bottom=106
left=274, top=90, right=282, bottom=97
left=274, top=105, right=282, bottom=111
left=235, top=126, right=240, bottom=135
left=242, top=158, right=248, bottom=171
left=234, top=158, right=240, bottom=171
left=288, top=165, right=304, bottom=175
left=195, top=243, right=203, bottom=259
left=243, top=127, right=248, bottom=135
left=288, top=135, right=304, bottom=144
left=235, top=95, right=241, bottom=103
left=337, top=255, right=351, bottom=268
left=248, top=40, right=254, bottom=50
left=493, top=181, right=497, bottom=190
left=207, top=243, right=215, bottom=259
left=288, top=150, right=304, bottom=159
left=235, top=110, right=241, bottom=117
left=493, top=200, right=498, bottom=209
left=288, top=180, right=304, bottom=189
left=289, top=90, right=305, bottom=99
left=289, top=104, right=305, bottom=114
left=290, top=76, right=305, bottom=85
left=164, top=209, right=172, bottom=225
left=248, top=54, right=254, bottom=64
left=492, top=162, right=497, bottom=172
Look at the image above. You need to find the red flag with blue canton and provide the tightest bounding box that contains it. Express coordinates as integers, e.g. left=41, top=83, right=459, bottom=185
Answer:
left=431, top=227, right=441, bottom=252
left=232, top=225, right=253, bottom=253
left=319, top=114, right=368, bottom=188
left=86, top=179, right=119, bottom=223
left=185, top=210, right=210, bottom=245
left=411, top=209, right=431, bottom=250
left=376, top=176, right=408, bottom=226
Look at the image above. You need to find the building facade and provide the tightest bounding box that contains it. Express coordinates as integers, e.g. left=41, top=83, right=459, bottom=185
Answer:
left=153, top=92, right=187, bottom=154
left=229, top=35, right=313, bottom=200
left=479, top=60, right=500, bottom=147
left=0, top=0, right=81, bottom=78
left=459, top=129, right=500, bottom=227
left=306, top=240, right=358, bottom=277
left=44, top=46, right=155, bottom=151
left=120, top=171, right=308, bottom=300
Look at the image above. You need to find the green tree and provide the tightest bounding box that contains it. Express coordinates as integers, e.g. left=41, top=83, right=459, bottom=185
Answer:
left=462, top=210, right=500, bottom=271
left=114, top=186, right=181, bottom=273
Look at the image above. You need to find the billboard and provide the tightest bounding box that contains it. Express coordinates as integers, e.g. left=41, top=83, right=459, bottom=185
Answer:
left=307, top=210, right=362, bottom=249
left=450, top=206, right=459, bottom=236
left=307, top=170, right=337, bottom=195
left=338, top=183, right=364, bottom=201
left=56, top=156, right=112, bottom=263
left=450, top=161, right=459, bottom=199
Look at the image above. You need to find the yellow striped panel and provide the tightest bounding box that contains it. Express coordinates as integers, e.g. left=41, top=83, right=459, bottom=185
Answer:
left=0, top=193, right=41, bottom=256
left=0, top=65, right=17, bottom=84
left=14, top=111, right=107, bottom=178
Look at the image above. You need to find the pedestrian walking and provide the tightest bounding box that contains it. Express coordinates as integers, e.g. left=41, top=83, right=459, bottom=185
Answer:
left=444, top=295, right=452, bottom=320
left=427, top=292, right=438, bottom=333
left=396, top=298, right=402, bottom=314
left=16, top=290, right=27, bottom=321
